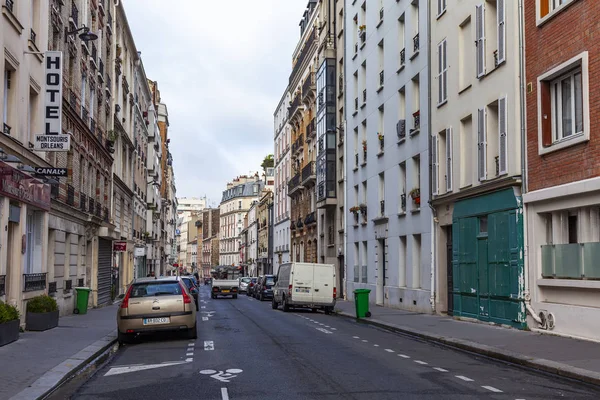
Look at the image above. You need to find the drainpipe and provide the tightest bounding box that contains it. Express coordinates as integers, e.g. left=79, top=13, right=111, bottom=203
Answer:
left=341, top=2, right=348, bottom=300
left=427, top=1, right=436, bottom=313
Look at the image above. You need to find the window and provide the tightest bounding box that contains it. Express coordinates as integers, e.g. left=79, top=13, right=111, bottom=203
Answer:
left=437, top=0, right=447, bottom=17
left=537, top=52, right=589, bottom=154
left=475, top=4, right=486, bottom=78
left=538, top=0, right=577, bottom=22
left=399, top=162, right=406, bottom=212
left=445, top=128, right=453, bottom=191
left=477, top=107, right=487, bottom=181
left=458, top=17, right=473, bottom=91
left=568, top=214, right=578, bottom=244
left=412, top=234, right=421, bottom=288
left=3, top=66, right=15, bottom=135
left=398, top=236, right=407, bottom=287
left=437, top=39, right=447, bottom=105
left=432, top=134, right=439, bottom=196
left=25, top=211, right=44, bottom=274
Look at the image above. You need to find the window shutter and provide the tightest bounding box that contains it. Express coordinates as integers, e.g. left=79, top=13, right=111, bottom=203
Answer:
left=442, top=39, right=447, bottom=102
left=540, top=82, right=553, bottom=147
left=432, top=134, right=439, bottom=196
left=437, top=40, right=444, bottom=104
left=498, top=96, right=508, bottom=175
left=477, top=107, right=487, bottom=181
left=446, top=127, right=453, bottom=192
left=476, top=4, right=486, bottom=78
left=497, top=0, right=506, bottom=64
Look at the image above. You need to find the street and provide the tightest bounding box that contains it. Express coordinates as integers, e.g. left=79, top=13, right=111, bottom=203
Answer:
left=67, top=286, right=600, bottom=400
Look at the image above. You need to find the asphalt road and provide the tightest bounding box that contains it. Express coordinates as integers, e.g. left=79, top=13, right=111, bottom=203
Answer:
left=69, top=286, right=600, bottom=399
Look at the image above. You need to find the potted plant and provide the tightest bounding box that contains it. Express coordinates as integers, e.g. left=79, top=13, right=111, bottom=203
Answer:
left=26, top=295, right=59, bottom=331
left=359, top=24, right=366, bottom=31
left=359, top=203, right=367, bottom=214
left=377, top=132, right=384, bottom=141
left=409, top=187, right=421, bottom=206
left=0, top=301, right=20, bottom=346
left=349, top=206, right=360, bottom=213
left=362, top=139, right=367, bottom=150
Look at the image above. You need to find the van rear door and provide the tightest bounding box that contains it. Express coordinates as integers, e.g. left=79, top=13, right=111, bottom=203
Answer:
left=312, top=264, right=335, bottom=304
left=291, top=263, right=314, bottom=303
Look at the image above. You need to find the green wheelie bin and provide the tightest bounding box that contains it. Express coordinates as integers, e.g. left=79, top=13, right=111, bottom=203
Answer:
left=74, top=287, right=91, bottom=315
left=353, top=288, right=372, bottom=318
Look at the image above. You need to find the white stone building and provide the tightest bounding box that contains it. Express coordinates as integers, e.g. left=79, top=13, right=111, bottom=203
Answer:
left=273, top=91, right=291, bottom=275
left=344, top=0, right=433, bottom=312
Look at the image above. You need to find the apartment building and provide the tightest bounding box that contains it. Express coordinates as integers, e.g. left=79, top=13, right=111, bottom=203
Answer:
left=344, top=0, right=432, bottom=312
left=430, top=0, right=525, bottom=327
left=219, top=176, right=264, bottom=266
left=273, top=91, right=291, bottom=274
left=257, top=190, right=274, bottom=275
left=315, top=0, right=345, bottom=297
left=523, top=0, right=600, bottom=341
left=201, top=208, right=220, bottom=278
left=176, top=196, right=206, bottom=271
left=288, top=1, right=319, bottom=264
left=242, top=201, right=258, bottom=276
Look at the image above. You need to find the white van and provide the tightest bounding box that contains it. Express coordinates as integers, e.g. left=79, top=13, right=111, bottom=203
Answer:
left=272, top=262, right=336, bottom=314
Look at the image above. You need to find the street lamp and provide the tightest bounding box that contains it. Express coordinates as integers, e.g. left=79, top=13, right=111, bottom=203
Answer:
left=66, top=25, right=98, bottom=42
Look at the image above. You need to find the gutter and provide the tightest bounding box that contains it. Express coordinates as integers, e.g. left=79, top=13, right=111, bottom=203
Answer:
left=427, top=1, right=436, bottom=313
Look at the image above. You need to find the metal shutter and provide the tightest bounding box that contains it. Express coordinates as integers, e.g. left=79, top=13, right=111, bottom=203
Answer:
left=97, top=238, right=112, bottom=306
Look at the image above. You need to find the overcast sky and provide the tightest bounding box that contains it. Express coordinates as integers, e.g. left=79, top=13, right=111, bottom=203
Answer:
left=124, top=0, right=307, bottom=207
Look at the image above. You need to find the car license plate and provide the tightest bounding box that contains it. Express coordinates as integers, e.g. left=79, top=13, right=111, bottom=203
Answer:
left=143, top=317, right=170, bottom=325
left=222, top=289, right=230, bottom=293
left=295, top=288, right=310, bottom=293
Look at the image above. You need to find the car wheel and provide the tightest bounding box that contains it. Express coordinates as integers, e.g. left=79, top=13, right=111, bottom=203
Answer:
left=211, top=294, right=215, bottom=299
left=282, top=297, right=290, bottom=312
left=195, top=302, right=199, bottom=311
left=187, top=324, right=198, bottom=340
left=324, top=307, right=332, bottom=315
left=271, top=298, right=278, bottom=310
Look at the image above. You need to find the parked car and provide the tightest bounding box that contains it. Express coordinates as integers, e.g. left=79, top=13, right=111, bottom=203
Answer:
left=272, top=262, right=336, bottom=314
left=239, top=277, right=252, bottom=293
left=245, top=277, right=258, bottom=296
left=204, top=278, right=212, bottom=285
left=250, top=276, right=263, bottom=298
left=180, top=276, right=200, bottom=311
left=255, top=275, right=275, bottom=301
left=117, top=277, right=197, bottom=344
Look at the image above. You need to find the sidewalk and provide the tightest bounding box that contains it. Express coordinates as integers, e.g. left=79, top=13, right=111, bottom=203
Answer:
left=0, top=304, right=118, bottom=400
left=334, top=300, right=600, bottom=386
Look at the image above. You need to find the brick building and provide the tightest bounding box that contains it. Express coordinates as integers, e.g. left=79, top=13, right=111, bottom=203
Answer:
left=523, top=0, right=600, bottom=341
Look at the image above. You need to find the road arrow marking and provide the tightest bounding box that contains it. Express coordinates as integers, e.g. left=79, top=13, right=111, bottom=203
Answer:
left=104, top=361, right=187, bottom=376
left=204, top=340, right=214, bottom=350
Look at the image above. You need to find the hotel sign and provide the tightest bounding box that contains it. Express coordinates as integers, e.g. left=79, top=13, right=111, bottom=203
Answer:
left=0, top=161, right=51, bottom=210
left=36, top=51, right=70, bottom=151
left=113, top=241, right=127, bottom=252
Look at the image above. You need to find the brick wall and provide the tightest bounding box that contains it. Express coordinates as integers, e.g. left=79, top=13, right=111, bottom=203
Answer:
left=526, top=0, right=600, bottom=192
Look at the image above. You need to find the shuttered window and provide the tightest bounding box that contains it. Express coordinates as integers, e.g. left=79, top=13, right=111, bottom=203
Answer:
left=437, top=0, right=447, bottom=17
left=476, top=4, right=486, bottom=78
left=432, top=134, right=439, bottom=196
left=446, top=127, right=453, bottom=192
left=438, top=39, right=448, bottom=105
left=498, top=96, right=508, bottom=175
left=497, top=0, right=506, bottom=64
left=477, top=108, right=487, bottom=181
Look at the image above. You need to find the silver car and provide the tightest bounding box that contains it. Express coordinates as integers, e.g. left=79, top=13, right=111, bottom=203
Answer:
left=239, top=277, right=252, bottom=293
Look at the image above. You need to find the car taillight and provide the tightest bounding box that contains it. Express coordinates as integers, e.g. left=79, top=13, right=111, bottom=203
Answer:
left=179, top=283, right=192, bottom=304
left=212, top=287, right=219, bottom=292
left=121, top=285, right=133, bottom=309
left=288, top=284, right=292, bottom=296
left=333, top=287, right=337, bottom=299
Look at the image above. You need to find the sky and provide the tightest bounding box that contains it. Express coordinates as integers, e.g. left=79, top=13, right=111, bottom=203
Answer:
left=124, top=0, right=307, bottom=207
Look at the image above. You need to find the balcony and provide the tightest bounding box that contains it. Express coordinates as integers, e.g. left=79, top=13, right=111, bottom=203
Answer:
left=30, top=28, right=37, bottom=45
left=80, top=193, right=87, bottom=211
left=89, top=197, right=95, bottom=214
left=287, top=173, right=303, bottom=196
left=292, top=135, right=304, bottom=155
left=359, top=30, right=366, bottom=45
left=3, top=123, right=10, bottom=136
left=302, top=72, right=315, bottom=104
left=306, top=118, right=316, bottom=140
left=400, top=194, right=407, bottom=213
left=81, top=107, right=89, bottom=124
left=362, top=89, right=367, bottom=105
left=301, top=161, right=316, bottom=186
left=413, top=33, right=420, bottom=53
left=96, top=203, right=102, bottom=218
left=5, top=0, right=14, bottom=13
left=354, top=97, right=358, bottom=112
left=67, top=184, right=75, bottom=206
left=69, top=89, right=77, bottom=110
left=90, top=118, right=96, bottom=135
left=288, top=28, right=316, bottom=86
left=304, top=212, right=316, bottom=226
left=379, top=70, right=384, bottom=87
left=400, top=48, right=406, bottom=68
left=24, top=273, right=47, bottom=292
left=288, top=93, right=303, bottom=122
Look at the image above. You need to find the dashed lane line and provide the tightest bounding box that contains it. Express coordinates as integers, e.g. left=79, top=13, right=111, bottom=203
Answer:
left=398, top=354, right=410, bottom=358
left=481, top=386, right=503, bottom=393
left=455, top=375, right=474, bottom=382
left=414, top=360, right=428, bottom=365
left=384, top=349, right=394, bottom=353
left=433, top=368, right=448, bottom=372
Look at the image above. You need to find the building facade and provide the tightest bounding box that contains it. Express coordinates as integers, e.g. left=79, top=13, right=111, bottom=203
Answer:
left=344, top=0, right=432, bottom=312
left=430, top=0, right=525, bottom=326
left=288, top=1, right=319, bottom=265
left=219, top=176, right=263, bottom=266
left=315, top=0, right=345, bottom=298
left=245, top=201, right=258, bottom=276
left=201, top=208, right=220, bottom=277
left=176, top=196, right=206, bottom=271
left=273, top=91, right=291, bottom=274
left=257, top=190, right=274, bottom=275
left=523, top=0, right=600, bottom=340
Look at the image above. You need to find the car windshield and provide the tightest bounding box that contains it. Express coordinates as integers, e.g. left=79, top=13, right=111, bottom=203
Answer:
left=251, top=278, right=257, bottom=283
left=241, top=278, right=251, bottom=283
left=130, top=282, right=182, bottom=298
left=265, top=277, right=275, bottom=286
left=181, top=278, right=194, bottom=288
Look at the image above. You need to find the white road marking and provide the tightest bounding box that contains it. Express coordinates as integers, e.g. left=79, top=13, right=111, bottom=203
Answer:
left=200, top=369, right=244, bottom=383
left=433, top=367, right=448, bottom=372
left=204, top=340, right=214, bottom=351
left=315, top=327, right=333, bottom=334
left=221, top=387, right=229, bottom=400
left=186, top=352, right=194, bottom=356
left=324, top=325, right=330, bottom=328
left=362, top=339, right=368, bottom=342
left=373, top=344, right=380, bottom=347
left=456, top=375, right=474, bottom=382
left=202, top=317, right=209, bottom=321
left=201, top=306, right=206, bottom=309
left=352, top=336, right=360, bottom=339
left=104, top=361, right=187, bottom=376
left=330, top=328, right=337, bottom=330
left=186, top=358, right=193, bottom=362
left=414, top=360, right=428, bottom=365
left=398, top=354, right=410, bottom=358
left=481, top=386, right=503, bottom=393
left=384, top=349, right=394, bottom=353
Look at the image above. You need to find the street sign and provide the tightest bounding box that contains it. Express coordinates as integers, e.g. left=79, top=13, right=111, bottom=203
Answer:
left=34, top=167, right=68, bottom=177
left=113, top=241, right=127, bottom=252
left=44, top=51, right=63, bottom=137
left=33, top=134, right=71, bottom=151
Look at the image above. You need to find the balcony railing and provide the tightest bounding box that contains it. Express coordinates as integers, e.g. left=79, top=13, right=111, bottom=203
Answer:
left=78, top=278, right=84, bottom=287
left=71, top=2, right=79, bottom=27
left=413, top=33, right=420, bottom=52
left=30, top=28, right=37, bottom=44
left=400, top=194, right=406, bottom=212
left=396, top=119, right=406, bottom=140
left=380, top=200, right=385, bottom=216
left=3, top=123, right=10, bottom=136
left=90, top=118, right=96, bottom=134
left=302, top=72, right=315, bottom=102
left=412, top=110, right=420, bottom=132
left=0, top=274, right=5, bottom=296
left=301, top=161, right=316, bottom=184
left=96, top=203, right=102, bottom=218
left=106, top=75, right=111, bottom=96
left=354, top=97, right=358, bottom=111
left=287, top=173, right=302, bottom=194
left=292, top=135, right=304, bottom=154
left=81, top=107, right=89, bottom=123
left=80, top=193, right=87, bottom=211
left=5, top=0, right=14, bottom=13
left=380, top=7, right=384, bottom=20
left=99, top=59, right=104, bottom=78
left=69, top=89, right=77, bottom=109
left=362, top=89, right=367, bottom=104
left=306, top=118, right=316, bottom=139
left=24, top=273, right=47, bottom=292
left=288, top=94, right=302, bottom=119
left=65, top=279, right=72, bottom=292
left=379, top=70, right=384, bottom=86
left=359, top=30, right=366, bottom=44
left=67, top=184, right=75, bottom=206
left=91, top=43, right=97, bottom=62
left=89, top=197, right=95, bottom=214
left=289, top=28, right=316, bottom=86
left=400, top=48, right=406, bottom=66
left=104, top=207, right=109, bottom=222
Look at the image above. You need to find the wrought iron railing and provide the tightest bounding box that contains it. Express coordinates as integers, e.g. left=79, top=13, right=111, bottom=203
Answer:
left=30, top=28, right=37, bottom=44
left=48, top=281, right=57, bottom=294
left=3, top=123, right=10, bottom=136
left=67, top=184, right=75, bottom=206
left=302, top=161, right=315, bottom=182
left=95, top=203, right=102, bottom=218
left=292, top=135, right=304, bottom=154
left=288, top=173, right=301, bottom=193
left=65, top=279, right=72, bottom=291
left=71, top=2, right=79, bottom=27
left=413, top=33, right=420, bottom=52
left=380, top=200, right=385, bottom=216
left=103, top=207, right=109, bottom=222
left=80, top=193, right=87, bottom=211
left=89, top=197, right=95, bottom=214
left=91, top=43, right=97, bottom=62
left=400, top=194, right=406, bottom=212
left=5, top=0, right=14, bottom=13
left=78, top=278, right=84, bottom=287
left=69, top=89, right=77, bottom=109
left=81, top=107, right=89, bottom=123
left=302, top=72, right=315, bottom=102
left=288, top=93, right=302, bottom=118
left=289, top=28, right=316, bottom=85
left=400, top=48, right=406, bottom=66
left=379, top=70, right=384, bottom=86
left=354, top=97, right=358, bottom=111
left=23, top=273, right=47, bottom=292
left=362, top=89, right=367, bottom=103
left=307, top=118, right=316, bottom=139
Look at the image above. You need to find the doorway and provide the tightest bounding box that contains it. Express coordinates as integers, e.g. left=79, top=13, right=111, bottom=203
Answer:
left=446, top=226, right=453, bottom=316
left=376, top=238, right=386, bottom=306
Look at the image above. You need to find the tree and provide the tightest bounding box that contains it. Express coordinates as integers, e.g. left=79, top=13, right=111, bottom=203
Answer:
left=261, top=154, right=274, bottom=172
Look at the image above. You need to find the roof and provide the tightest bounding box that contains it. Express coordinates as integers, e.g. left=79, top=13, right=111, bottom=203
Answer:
left=221, top=180, right=264, bottom=203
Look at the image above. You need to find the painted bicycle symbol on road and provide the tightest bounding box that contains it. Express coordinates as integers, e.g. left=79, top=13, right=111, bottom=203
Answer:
left=200, top=368, right=243, bottom=383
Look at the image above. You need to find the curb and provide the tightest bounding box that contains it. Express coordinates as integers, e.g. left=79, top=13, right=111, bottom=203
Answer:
left=9, top=330, right=118, bottom=400
left=336, top=311, right=600, bottom=387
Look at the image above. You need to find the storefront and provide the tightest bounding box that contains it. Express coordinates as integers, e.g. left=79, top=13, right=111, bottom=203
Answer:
left=451, top=188, right=526, bottom=328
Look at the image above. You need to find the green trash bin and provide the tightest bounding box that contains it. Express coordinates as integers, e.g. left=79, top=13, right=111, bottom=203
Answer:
left=74, top=287, right=91, bottom=315
left=353, top=288, right=372, bottom=318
